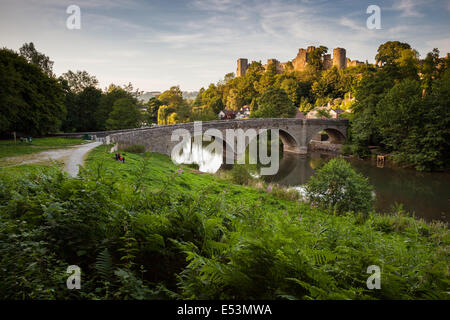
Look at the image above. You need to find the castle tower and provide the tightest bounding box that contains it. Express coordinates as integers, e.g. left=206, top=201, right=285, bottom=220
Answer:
left=333, top=48, right=346, bottom=69
left=293, top=48, right=308, bottom=71
left=323, top=54, right=332, bottom=69
left=237, top=58, right=248, bottom=77
left=306, top=46, right=316, bottom=53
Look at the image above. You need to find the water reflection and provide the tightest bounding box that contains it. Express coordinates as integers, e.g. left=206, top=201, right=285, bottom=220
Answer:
left=174, top=143, right=449, bottom=223
left=172, top=140, right=223, bottom=173
left=263, top=153, right=450, bottom=223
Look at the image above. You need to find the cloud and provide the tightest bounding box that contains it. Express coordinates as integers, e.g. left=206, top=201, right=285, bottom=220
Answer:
left=426, top=37, right=450, bottom=53
left=392, top=0, right=424, bottom=17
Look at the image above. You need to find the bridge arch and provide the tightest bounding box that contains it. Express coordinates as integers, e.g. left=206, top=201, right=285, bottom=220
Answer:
left=242, top=128, right=301, bottom=156
left=306, top=126, right=346, bottom=145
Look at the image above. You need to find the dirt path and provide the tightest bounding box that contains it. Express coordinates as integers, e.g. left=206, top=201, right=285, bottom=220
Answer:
left=2, top=141, right=102, bottom=177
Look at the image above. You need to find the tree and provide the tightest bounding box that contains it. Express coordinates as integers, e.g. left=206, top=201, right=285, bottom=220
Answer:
left=62, top=86, right=102, bottom=132
left=225, top=88, right=242, bottom=111
left=201, top=84, right=224, bottom=113
left=106, top=98, right=142, bottom=130
left=60, top=70, right=99, bottom=94
left=157, top=105, right=171, bottom=125
left=0, top=48, right=65, bottom=135
left=375, top=41, right=411, bottom=66
left=251, top=87, right=296, bottom=118
left=146, top=97, right=163, bottom=124
left=96, top=85, right=138, bottom=130
left=308, top=46, right=328, bottom=70
left=306, top=158, right=374, bottom=215
left=19, top=42, right=54, bottom=77
left=377, top=77, right=449, bottom=170
left=421, top=48, right=441, bottom=95
left=279, top=78, right=302, bottom=107
left=311, top=67, right=344, bottom=100
left=158, top=86, right=183, bottom=108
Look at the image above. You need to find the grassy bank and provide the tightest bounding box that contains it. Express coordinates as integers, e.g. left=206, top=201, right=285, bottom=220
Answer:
left=0, top=145, right=448, bottom=300
left=0, top=137, right=86, bottom=159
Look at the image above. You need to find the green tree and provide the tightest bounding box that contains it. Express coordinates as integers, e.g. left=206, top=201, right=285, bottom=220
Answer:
left=251, top=87, right=296, bottom=118
left=225, top=88, right=242, bottom=111
left=0, top=48, right=65, bottom=135
left=60, top=70, right=99, bottom=94
left=306, top=158, right=374, bottom=215
left=96, top=85, right=138, bottom=130
left=308, top=46, right=328, bottom=70
left=19, top=42, right=54, bottom=77
left=106, top=98, right=142, bottom=130
left=375, top=41, right=411, bottom=66
left=158, top=86, right=183, bottom=108
left=146, top=97, right=163, bottom=124
left=62, top=86, right=102, bottom=132
left=377, top=77, right=449, bottom=170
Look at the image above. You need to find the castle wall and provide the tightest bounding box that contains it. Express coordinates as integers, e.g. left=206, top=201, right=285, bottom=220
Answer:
left=236, top=58, right=248, bottom=77
left=333, top=48, right=346, bottom=69
left=237, top=46, right=360, bottom=76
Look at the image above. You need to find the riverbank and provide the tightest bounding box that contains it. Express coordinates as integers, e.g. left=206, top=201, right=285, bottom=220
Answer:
left=1, top=145, right=447, bottom=299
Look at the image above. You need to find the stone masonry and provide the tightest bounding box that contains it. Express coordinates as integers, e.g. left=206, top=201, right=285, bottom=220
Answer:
left=237, top=46, right=364, bottom=76
left=107, top=118, right=348, bottom=158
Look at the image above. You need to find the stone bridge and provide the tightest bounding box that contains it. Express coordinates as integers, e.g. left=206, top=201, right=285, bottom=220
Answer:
left=106, top=118, right=348, bottom=157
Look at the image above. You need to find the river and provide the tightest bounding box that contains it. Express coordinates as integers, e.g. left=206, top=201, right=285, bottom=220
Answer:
left=262, top=152, right=450, bottom=223
left=174, top=144, right=450, bottom=223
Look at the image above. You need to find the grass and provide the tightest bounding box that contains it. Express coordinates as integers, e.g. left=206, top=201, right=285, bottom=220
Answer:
left=0, top=137, right=87, bottom=159
left=83, top=146, right=301, bottom=213
left=0, top=144, right=448, bottom=299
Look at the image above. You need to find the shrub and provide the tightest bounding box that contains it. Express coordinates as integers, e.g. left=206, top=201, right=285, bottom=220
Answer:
left=306, top=158, right=374, bottom=215
left=122, top=144, right=145, bottom=153
left=230, top=164, right=252, bottom=185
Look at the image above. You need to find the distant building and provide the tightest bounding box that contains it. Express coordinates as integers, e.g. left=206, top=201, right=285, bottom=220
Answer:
left=306, top=106, right=344, bottom=119
left=218, top=109, right=238, bottom=120
left=219, top=106, right=250, bottom=120
left=236, top=106, right=250, bottom=119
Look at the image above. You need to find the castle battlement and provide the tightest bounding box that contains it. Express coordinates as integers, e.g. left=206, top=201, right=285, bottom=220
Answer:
left=237, top=46, right=364, bottom=77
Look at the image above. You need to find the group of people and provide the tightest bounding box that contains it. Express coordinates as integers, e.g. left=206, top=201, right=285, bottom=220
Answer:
left=114, top=152, right=125, bottom=163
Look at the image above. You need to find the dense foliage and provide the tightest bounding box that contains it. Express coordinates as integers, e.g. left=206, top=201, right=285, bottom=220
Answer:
left=306, top=158, right=374, bottom=215
left=0, top=48, right=65, bottom=136
left=349, top=42, right=450, bottom=171
left=0, top=147, right=448, bottom=300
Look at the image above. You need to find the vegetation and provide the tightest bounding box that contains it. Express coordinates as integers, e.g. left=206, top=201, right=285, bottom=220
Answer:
left=1, top=40, right=448, bottom=170
left=349, top=41, right=450, bottom=171
left=306, top=158, right=374, bottom=215
left=0, top=48, right=65, bottom=136
left=0, top=146, right=447, bottom=300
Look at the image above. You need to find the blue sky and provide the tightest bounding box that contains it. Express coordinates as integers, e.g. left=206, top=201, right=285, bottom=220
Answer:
left=1, top=0, right=449, bottom=91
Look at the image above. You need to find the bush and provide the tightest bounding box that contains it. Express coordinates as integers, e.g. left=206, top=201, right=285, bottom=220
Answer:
left=230, top=164, right=252, bottom=185
left=306, top=158, right=374, bottom=215
left=122, top=144, right=145, bottom=153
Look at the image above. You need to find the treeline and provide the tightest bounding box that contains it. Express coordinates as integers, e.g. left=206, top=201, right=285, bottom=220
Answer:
left=0, top=43, right=144, bottom=136
left=347, top=41, right=450, bottom=171
left=1, top=41, right=449, bottom=170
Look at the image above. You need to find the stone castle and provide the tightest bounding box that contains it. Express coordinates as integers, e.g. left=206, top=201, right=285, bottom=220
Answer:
left=236, top=46, right=364, bottom=77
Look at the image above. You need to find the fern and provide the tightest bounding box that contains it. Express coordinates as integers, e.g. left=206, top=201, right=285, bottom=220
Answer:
left=96, top=248, right=114, bottom=281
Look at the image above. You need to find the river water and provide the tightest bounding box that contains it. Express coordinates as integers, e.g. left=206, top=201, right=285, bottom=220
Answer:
left=173, top=145, right=449, bottom=223
left=262, top=152, right=450, bottom=223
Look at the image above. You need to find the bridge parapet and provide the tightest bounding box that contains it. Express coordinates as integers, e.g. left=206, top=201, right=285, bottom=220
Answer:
left=106, top=118, right=348, bottom=157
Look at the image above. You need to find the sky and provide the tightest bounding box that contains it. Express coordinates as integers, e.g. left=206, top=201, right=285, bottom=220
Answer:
left=1, top=0, right=449, bottom=92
